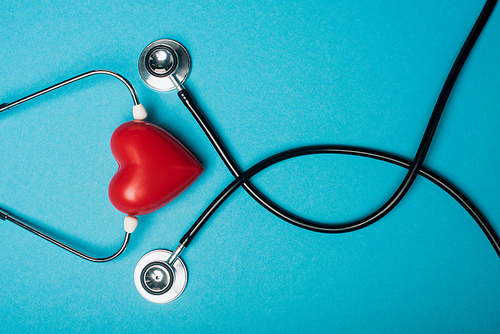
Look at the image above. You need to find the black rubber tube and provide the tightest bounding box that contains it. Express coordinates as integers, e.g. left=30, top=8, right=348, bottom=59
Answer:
left=178, top=146, right=500, bottom=257
left=176, top=0, right=499, bottom=257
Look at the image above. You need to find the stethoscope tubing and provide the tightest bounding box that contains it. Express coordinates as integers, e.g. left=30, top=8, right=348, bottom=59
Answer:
left=1, top=211, right=131, bottom=262
left=173, top=0, right=499, bottom=256
left=0, top=0, right=498, bottom=264
left=0, top=70, right=140, bottom=262
left=0, top=70, right=139, bottom=113
left=177, top=143, right=500, bottom=257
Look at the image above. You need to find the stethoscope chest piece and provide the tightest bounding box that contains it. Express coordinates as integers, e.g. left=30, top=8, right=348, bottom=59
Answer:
left=134, top=249, right=188, bottom=303
left=138, top=39, right=191, bottom=91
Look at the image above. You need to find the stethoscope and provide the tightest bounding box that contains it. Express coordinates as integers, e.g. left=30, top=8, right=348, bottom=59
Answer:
left=1, top=0, right=498, bottom=304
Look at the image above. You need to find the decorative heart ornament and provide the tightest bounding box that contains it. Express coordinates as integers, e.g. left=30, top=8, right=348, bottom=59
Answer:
left=109, top=121, right=203, bottom=215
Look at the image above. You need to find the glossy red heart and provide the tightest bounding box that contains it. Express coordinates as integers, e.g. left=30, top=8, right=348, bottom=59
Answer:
left=108, top=121, right=203, bottom=215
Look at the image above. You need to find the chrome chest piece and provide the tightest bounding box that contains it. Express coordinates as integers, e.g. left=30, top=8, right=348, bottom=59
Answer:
left=138, top=39, right=191, bottom=91
left=134, top=250, right=188, bottom=303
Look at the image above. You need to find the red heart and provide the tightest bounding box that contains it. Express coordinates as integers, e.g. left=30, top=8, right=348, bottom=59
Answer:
left=108, top=121, right=203, bottom=215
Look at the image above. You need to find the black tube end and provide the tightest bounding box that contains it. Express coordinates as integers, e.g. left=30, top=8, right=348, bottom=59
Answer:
left=0, top=209, right=9, bottom=220
left=0, top=103, right=9, bottom=112
left=179, top=234, right=192, bottom=248
left=177, top=89, right=190, bottom=101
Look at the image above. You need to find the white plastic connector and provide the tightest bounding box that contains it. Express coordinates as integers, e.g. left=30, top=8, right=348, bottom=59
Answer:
left=133, top=104, right=148, bottom=120
left=124, top=215, right=139, bottom=233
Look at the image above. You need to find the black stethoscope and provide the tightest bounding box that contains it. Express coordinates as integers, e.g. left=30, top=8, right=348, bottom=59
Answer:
left=1, top=0, right=498, bottom=304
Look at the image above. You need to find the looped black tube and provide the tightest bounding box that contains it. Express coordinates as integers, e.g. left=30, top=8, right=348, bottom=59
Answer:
left=179, top=146, right=500, bottom=257
left=176, top=0, right=499, bottom=257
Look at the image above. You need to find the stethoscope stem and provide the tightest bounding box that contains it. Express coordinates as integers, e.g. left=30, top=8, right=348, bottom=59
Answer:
left=166, top=243, right=185, bottom=266
left=169, top=74, right=185, bottom=92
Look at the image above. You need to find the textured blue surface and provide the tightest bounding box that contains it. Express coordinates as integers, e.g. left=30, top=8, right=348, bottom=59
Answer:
left=0, top=0, right=499, bottom=332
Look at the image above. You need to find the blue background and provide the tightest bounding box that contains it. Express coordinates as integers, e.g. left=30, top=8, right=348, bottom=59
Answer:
left=0, top=0, right=499, bottom=332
